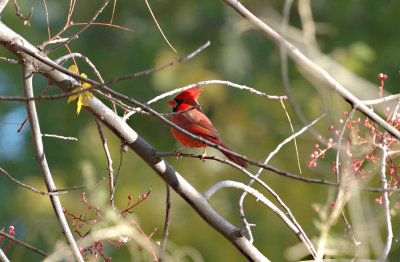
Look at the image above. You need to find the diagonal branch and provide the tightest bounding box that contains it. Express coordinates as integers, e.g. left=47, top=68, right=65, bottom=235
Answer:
left=0, top=0, right=10, bottom=14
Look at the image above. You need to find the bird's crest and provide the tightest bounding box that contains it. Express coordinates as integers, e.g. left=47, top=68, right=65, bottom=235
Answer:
left=175, top=86, right=202, bottom=101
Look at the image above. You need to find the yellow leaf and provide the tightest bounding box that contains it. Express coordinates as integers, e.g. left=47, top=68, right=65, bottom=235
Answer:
left=66, top=66, right=93, bottom=115
left=68, top=65, right=79, bottom=74
left=76, top=96, right=83, bottom=115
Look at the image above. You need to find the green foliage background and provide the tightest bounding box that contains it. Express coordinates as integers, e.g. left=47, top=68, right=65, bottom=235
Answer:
left=1, top=0, right=400, bottom=261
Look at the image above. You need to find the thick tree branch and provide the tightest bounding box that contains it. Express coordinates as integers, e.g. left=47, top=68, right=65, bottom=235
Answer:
left=0, top=0, right=9, bottom=14
left=0, top=249, right=10, bottom=262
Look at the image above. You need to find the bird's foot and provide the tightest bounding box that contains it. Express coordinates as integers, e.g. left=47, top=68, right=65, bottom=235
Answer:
left=201, top=148, right=207, bottom=162
left=175, top=147, right=185, bottom=160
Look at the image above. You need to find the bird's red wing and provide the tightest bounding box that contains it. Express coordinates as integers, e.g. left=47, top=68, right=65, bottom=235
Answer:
left=172, top=109, right=220, bottom=141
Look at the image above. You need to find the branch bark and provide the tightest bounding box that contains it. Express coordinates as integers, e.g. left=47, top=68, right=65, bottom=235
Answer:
left=0, top=0, right=9, bottom=14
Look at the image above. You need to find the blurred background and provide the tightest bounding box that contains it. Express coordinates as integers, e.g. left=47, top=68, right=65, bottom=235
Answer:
left=1, top=0, right=400, bottom=261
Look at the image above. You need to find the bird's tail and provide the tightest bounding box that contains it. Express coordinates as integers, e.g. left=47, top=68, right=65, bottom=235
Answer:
left=218, top=143, right=248, bottom=168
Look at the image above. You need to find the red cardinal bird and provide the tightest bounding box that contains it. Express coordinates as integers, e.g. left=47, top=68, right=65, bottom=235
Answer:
left=167, top=86, right=247, bottom=168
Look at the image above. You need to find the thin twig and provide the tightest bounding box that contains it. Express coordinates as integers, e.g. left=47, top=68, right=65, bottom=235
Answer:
left=45, top=0, right=110, bottom=52
left=0, top=56, right=19, bottom=64
left=42, top=133, right=78, bottom=141
left=95, top=119, right=114, bottom=207
left=204, top=180, right=315, bottom=257
left=362, top=93, right=400, bottom=105
left=145, top=0, right=176, bottom=52
left=0, top=231, right=47, bottom=257
left=158, top=184, right=171, bottom=262
left=279, top=0, right=322, bottom=141
left=12, top=0, right=33, bottom=26
left=334, top=107, right=358, bottom=246
left=380, top=136, right=393, bottom=260
left=280, top=99, right=302, bottom=173
left=0, top=166, right=64, bottom=195
left=239, top=113, right=324, bottom=254
left=158, top=151, right=400, bottom=193
left=0, top=41, right=211, bottom=103
left=111, top=143, right=125, bottom=203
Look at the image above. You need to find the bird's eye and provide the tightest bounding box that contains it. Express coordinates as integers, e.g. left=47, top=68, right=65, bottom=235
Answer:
left=173, top=98, right=183, bottom=112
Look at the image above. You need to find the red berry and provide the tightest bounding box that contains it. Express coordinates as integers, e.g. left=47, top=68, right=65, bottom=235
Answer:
left=128, top=195, right=133, bottom=200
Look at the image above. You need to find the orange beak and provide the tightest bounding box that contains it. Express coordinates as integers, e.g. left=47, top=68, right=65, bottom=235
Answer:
left=166, top=99, right=177, bottom=108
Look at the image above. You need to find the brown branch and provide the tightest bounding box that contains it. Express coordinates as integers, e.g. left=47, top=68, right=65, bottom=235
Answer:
left=95, top=119, right=115, bottom=207
left=158, top=184, right=171, bottom=261
left=12, top=0, right=33, bottom=26
left=45, top=0, right=110, bottom=52
left=0, top=231, right=47, bottom=257
left=0, top=166, right=64, bottom=195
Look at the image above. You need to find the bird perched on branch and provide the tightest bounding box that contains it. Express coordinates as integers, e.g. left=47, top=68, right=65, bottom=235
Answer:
left=167, top=86, right=247, bottom=168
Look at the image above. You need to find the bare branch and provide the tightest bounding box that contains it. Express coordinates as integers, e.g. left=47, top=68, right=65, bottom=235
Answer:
left=12, top=0, right=33, bottom=26
left=158, top=151, right=400, bottom=193
left=363, top=93, right=400, bottom=105
left=158, top=184, right=171, bottom=262
left=204, top=180, right=315, bottom=257
left=45, top=0, right=110, bottom=52
left=0, top=56, right=18, bottom=64
left=95, top=119, right=115, bottom=207
left=21, top=62, right=83, bottom=262
left=145, top=0, right=176, bottom=52
left=334, top=107, right=358, bottom=246
left=380, top=136, right=393, bottom=260
left=42, top=133, right=78, bottom=141
left=0, top=166, right=65, bottom=195
left=0, top=231, right=47, bottom=257
left=0, top=41, right=211, bottom=103
left=147, top=80, right=286, bottom=107
left=111, top=143, right=126, bottom=204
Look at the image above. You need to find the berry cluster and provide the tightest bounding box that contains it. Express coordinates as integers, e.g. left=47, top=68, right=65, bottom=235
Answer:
left=309, top=73, right=400, bottom=210
left=63, top=191, right=152, bottom=261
